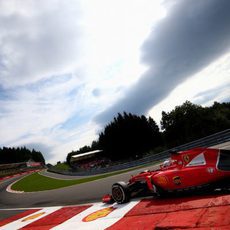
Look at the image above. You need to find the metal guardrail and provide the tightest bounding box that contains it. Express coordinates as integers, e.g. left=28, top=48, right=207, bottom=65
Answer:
left=171, top=129, right=230, bottom=151
left=139, top=128, right=230, bottom=163
left=48, top=129, right=230, bottom=176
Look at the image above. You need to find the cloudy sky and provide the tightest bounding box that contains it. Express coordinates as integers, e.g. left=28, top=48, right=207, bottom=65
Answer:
left=0, top=0, right=229, bottom=164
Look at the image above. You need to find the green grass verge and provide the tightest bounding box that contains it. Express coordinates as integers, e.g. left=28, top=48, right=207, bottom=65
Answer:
left=11, top=161, right=160, bottom=192
left=53, top=163, right=70, bottom=170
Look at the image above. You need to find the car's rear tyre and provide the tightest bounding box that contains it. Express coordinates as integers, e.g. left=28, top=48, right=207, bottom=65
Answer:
left=112, top=182, right=130, bottom=204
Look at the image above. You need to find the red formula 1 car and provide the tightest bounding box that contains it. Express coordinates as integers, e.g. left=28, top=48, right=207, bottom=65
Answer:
left=102, top=148, right=230, bottom=204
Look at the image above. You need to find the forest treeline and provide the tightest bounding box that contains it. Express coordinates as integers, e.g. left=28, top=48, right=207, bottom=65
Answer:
left=67, top=101, right=230, bottom=163
left=0, top=146, right=45, bottom=164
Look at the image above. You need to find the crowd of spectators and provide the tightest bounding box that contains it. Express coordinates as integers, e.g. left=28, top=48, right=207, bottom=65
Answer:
left=72, top=158, right=111, bottom=171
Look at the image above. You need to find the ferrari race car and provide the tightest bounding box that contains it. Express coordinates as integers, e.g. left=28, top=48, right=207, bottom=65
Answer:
left=102, top=148, right=230, bottom=204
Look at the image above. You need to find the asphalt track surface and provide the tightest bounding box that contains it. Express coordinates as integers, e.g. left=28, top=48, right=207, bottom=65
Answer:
left=0, top=165, right=158, bottom=221
left=0, top=143, right=229, bottom=221
left=0, top=164, right=159, bottom=209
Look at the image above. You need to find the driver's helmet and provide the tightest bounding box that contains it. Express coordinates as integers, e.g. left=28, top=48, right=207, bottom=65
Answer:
left=162, top=159, right=177, bottom=167
left=162, top=160, right=170, bottom=167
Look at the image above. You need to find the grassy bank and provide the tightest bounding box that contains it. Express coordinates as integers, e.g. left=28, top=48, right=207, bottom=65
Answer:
left=11, top=162, right=159, bottom=192
left=52, top=162, right=71, bottom=170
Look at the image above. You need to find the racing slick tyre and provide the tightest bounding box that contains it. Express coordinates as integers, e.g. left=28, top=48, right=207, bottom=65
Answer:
left=112, top=182, right=130, bottom=204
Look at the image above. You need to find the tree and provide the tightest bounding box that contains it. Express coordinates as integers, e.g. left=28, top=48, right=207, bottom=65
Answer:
left=98, top=112, right=162, bottom=160
left=66, top=101, right=229, bottom=164
left=31, top=149, right=45, bottom=164
left=160, top=101, right=230, bottom=147
left=0, top=146, right=45, bottom=164
left=206, top=101, right=230, bottom=132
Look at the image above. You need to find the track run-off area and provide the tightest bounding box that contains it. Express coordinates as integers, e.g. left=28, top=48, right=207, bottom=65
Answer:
left=0, top=194, right=230, bottom=229
left=0, top=142, right=229, bottom=229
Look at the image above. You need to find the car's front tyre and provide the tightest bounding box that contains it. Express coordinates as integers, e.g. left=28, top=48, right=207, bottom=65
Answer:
left=112, top=182, right=130, bottom=204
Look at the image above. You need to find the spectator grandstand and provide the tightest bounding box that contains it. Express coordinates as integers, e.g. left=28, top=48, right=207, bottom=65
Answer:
left=70, top=150, right=111, bottom=170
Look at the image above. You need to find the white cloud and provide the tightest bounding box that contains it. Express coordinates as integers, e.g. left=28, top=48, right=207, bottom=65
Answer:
left=95, top=0, right=230, bottom=126
left=148, top=52, right=230, bottom=126
left=79, top=0, right=166, bottom=91
left=0, top=73, right=100, bottom=163
left=0, top=76, right=79, bottom=141
left=0, top=0, right=84, bottom=88
left=48, top=121, right=98, bottom=163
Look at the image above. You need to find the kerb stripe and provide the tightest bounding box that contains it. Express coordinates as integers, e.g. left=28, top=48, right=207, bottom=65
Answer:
left=0, top=209, right=40, bottom=227
left=21, top=205, right=92, bottom=230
